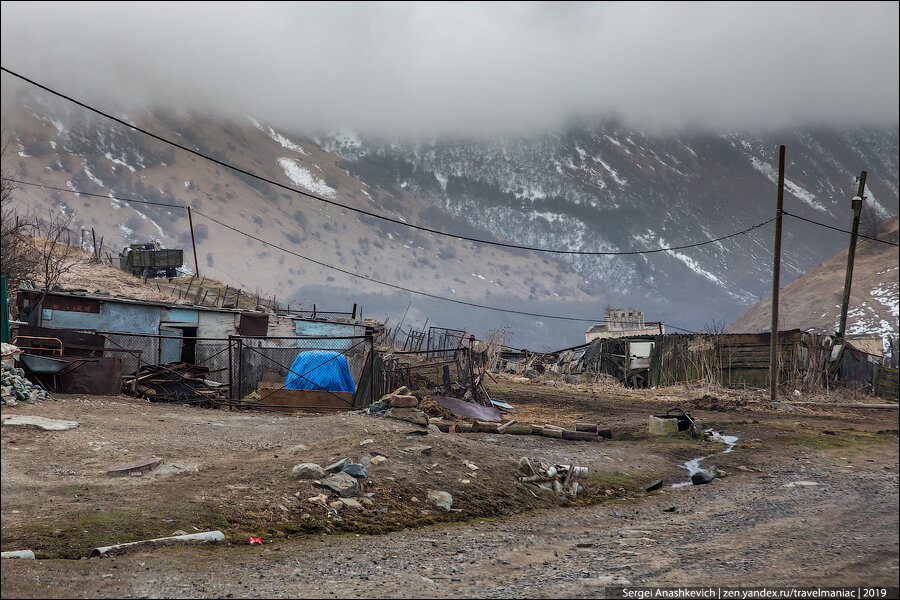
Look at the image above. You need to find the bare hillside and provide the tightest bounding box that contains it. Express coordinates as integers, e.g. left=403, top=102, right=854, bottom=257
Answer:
left=728, top=215, right=899, bottom=342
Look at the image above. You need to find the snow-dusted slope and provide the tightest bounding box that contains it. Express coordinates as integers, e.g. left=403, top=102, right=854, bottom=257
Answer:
left=3, top=90, right=898, bottom=346
left=318, top=126, right=899, bottom=314
left=728, top=216, right=899, bottom=346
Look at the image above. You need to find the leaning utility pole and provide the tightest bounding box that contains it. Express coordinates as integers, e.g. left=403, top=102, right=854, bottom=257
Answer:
left=769, top=145, right=786, bottom=402
left=187, top=206, right=200, bottom=277
left=838, top=171, right=867, bottom=339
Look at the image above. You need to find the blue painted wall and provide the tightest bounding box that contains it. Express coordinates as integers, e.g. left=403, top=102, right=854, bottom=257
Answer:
left=41, top=302, right=161, bottom=334
left=293, top=320, right=366, bottom=350
left=167, top=308, right=199, bottom=323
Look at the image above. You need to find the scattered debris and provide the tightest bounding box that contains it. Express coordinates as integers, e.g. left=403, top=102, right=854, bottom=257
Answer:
left=107, top=457, right=163, bottom=477
left=516, top=457, right=587, bottom=497
left=1, top=415, right=79, bottom=431
left=783, top=481, right=820, bottom=488
left=133, top=363, right=228, bottom=405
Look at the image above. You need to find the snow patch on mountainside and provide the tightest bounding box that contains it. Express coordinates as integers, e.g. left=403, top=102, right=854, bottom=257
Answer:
left=277, top=158, right=337, bottom=198
left=746, top=156, right=826, bottom=212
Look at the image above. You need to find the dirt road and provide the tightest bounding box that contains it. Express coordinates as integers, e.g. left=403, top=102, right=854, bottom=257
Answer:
left=2, top=382, right=898, bottom=597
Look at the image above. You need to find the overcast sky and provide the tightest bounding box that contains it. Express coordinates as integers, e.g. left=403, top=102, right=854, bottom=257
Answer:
left=1, top=2, right=898, bottom=136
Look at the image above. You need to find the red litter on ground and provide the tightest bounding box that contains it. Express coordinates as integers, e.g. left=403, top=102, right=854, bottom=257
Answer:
left=250, top=537, right=262, bottom=545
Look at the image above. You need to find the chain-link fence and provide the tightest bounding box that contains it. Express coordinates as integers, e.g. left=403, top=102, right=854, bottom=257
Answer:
left=230, top=335, right=374, bottom=408
left=99, top=332, right=232, bottom=383
left=94, top=331, right=375, bottom=408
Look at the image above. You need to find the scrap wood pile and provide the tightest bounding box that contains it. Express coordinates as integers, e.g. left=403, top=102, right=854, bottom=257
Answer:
left=132, top=363, right=228, bottom=405
left=455, top=420, right=612, bottom=441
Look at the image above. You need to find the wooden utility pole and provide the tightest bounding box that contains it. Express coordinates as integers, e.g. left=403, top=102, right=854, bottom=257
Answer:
left=769, top=145, right=786, bottom=402
left=187, top=206, right=200, bottom=277
left=838, top=171, right=867, bottom=339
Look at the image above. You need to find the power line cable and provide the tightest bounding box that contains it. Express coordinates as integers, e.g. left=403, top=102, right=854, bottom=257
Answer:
left=6, top=175, right=700, bottom=329
left=782, top=210, right=899, bottom=247
left=6, top=178, right=186, bottom=209
left=190, top=207, right=610, bottom=323
left=1, top=66, right=774, bottom=257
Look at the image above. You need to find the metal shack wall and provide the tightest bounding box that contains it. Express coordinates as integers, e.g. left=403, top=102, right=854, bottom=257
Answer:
left=197, top=311, right=238, bottom=338
left=41, top=301, right=161, bottom=334
left=292, top=320, right=366, bottom=349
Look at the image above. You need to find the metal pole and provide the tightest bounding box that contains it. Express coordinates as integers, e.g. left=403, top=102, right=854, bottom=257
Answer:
left=769, top=145, right=786, bottom=402
left=227, top=335, right=234, bottom=400
left=187, top=206, right=200, bottom=277
left=838, top=171, right=867, bottom=339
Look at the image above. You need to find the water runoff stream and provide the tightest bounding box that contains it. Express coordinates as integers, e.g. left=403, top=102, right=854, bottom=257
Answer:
left=671, top=430, right=740, bottom=488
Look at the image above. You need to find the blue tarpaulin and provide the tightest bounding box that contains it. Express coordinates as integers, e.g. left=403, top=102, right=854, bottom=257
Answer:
left=284, top=350, right=356, bottom=394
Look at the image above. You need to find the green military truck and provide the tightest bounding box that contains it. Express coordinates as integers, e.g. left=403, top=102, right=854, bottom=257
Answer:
left=119, top=242, right=183, bottom=280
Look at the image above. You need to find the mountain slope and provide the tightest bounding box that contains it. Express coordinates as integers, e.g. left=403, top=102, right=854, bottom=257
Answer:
left=2, top=93, right=610, bottom=346
left=3, top=88, right=898, bottom=347
left=317, top=125, right=898, bottom=319
left=727, top=216, right=899, bottom=344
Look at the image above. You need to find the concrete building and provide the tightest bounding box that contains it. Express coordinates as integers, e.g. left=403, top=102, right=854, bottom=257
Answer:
left=585, top=308, right=663, bottom=343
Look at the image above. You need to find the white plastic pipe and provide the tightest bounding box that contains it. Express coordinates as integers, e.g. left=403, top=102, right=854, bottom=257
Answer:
left=1, top=550, right=35, bottom=559
left=89, top=530, right=225, bottom=557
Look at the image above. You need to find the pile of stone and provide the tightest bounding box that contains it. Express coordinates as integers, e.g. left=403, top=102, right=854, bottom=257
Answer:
left=516, top=456, right=588, bottom=499
left=292, top=456, right=371, bottom=498
left=366, top=386, right=430, bottom=427
left=2, top=364, right=50, bottom=406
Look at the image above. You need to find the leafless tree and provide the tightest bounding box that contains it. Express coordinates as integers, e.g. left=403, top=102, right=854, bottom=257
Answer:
left=32, top=206, right=79, bottom=292
left=1, top=143, right=40, bottom=291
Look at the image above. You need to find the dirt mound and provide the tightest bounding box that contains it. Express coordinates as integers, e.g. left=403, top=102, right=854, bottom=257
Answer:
left=689, top=394, right=749, bottom=411
left=56, top=251, right=172, bottom=302
left=418, top=396, right=460, bottom=421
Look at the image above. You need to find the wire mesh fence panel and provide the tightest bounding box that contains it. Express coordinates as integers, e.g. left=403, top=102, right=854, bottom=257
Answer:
left=101, top=332, right=231, bottom=383
left=232, top=336, right=373, bottom=403
left=103, top=332, right=160, bottom=377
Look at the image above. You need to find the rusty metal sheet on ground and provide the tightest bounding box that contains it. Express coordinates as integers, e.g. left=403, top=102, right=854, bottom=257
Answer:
left=433, top=396, right=502, bottom=422
left=107, top=457, right=163, bottom=477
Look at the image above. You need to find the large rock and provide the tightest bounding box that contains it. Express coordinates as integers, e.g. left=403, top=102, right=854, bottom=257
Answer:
left=320, top=472, right=359, bottom=497
left=325, top=458, right=349, bottom=473
left=691, top=471, right=714, bottom=485
left=390, top=395, right=419, bottom=408
left=427, top=490, right=453, bottom=511
left=291, top=463, right=325, bottom=480
left=383, top=407, right=429, bottom=427
left=341, top=463, right=369, bottom=479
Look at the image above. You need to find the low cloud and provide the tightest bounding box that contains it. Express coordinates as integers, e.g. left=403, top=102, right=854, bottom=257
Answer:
left=2, top=2, right=897, bottom=136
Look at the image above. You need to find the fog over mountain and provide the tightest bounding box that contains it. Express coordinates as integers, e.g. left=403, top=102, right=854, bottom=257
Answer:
left=2, top=3, right=897, bottom=136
